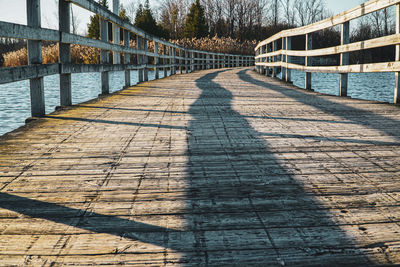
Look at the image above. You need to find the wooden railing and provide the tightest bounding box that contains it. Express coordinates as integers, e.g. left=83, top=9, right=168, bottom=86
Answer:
left=0, top=0, right=255, bottom=117
left=255, top=0, right=400, bottom=104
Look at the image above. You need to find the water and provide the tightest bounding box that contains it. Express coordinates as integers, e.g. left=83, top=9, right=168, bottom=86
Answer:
left=289, top=70, right=395, bottom=103
left=0, top=69, right=395, bottom=136
left=0, top=70, right=165, bottom=136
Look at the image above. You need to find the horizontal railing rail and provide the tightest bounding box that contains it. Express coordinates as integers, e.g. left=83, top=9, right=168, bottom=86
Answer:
left=254, top=0, right=400, bottom=104
left=0, top=0, right=255, bottom=117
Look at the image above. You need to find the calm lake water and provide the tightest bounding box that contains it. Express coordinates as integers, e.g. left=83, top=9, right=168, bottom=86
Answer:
left=0, top=68, right=395, bottom=136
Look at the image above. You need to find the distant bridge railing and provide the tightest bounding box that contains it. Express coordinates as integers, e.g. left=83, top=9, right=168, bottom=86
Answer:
left=0, top=0, right=255, bottom=117
left=255, top=0, right=400, bottom=104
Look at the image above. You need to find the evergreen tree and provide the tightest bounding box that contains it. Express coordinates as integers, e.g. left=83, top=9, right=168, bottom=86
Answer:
left=87, top=0, right=108, bottom=39
left=184, top=0, right=208, bottom=38
left=134, top=1, right=158, bottom=34
left=134, top=4, right=144, bottom=26
left=119, top=4, right=130, bottom=23
left=134, top=0, right=169, bottom=38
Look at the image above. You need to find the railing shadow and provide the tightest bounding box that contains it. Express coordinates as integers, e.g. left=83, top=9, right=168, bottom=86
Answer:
left=238, top=69, right=400, bottom=142
left=182, top=69, right=371, bottom=265
left=45, top=115, right=186, bottom=130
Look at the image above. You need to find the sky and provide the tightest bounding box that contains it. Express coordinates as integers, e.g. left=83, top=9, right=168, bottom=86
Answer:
left=0, top=0, right=363, bottom=34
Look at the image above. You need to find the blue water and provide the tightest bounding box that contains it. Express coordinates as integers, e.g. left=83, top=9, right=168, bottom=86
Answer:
left=0, top=70, right=164, bottom=136
left=289, top=70, right=394, bottom=103
left=0, top=68, right=396, bottom=136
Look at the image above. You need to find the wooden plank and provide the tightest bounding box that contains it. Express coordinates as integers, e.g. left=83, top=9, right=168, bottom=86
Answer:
left=0, top=21, right=59, bottom=41
left=62, top=33, right=157, bottom=57
left=340, top=21, right=350, bottom=96
left=256, top=0, right=400, bottom=50
left=0, top=64, right=59, bottom=84
left=59, top=0, right=72, bottom=106
left=256, top=34, right=400, bottom=59
left=124, top=30, right=131, bottom=88
left=256, top=61, right=400, bottom=73
left=1, top=68, right=400, bottom=265
left=112, top=0, right=120, bottom=65
left=395, top=4, right=400, bottom=104
left=27, top=0, right=45, bottom=117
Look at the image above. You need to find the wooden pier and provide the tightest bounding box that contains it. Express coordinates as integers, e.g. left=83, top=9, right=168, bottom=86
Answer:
left=1, top=68, right=400, bottom=265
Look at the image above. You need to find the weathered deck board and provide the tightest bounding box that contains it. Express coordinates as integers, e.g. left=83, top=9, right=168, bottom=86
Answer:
left=1, top=68, right=400, bottom=265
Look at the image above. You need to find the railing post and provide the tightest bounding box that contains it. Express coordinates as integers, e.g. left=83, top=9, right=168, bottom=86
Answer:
left=212, top=54, right=216, bottom=69
left=59, top=0, right=72, bottom=106
left=395, top=4, right=400, bottom=103
left=272, top=40, right=278, bottom=78
left=124, top=30, right=131, bottom=87
left=137, top=36, right=143, bottom=83
left=100, top=20, right=110, bottom=93
left=163, top=44, right=168, bottom=77
left=112, top=0, right=120, bottom=64
left=176, top=49, right=180, bottom=73
left=171, top=47, right=176, bottom=75
left=340, top=21, right=350, bottom=96
left=99, top=12, right=110, bottom=94
left=261, top=46, right=266, bottom=75
left=305, top=33, right=313, bottom=90
left=286, top=37, right=292, bottom=83
left=180, top=49, right=184, bottom=74
left=186, top=50, right=190, bottom=73
left=191, top=51, right=195, bottom=72
left=27, top=0, right=45, bottom=117
left=155, top=42, right=159, bottom=79
left=237, top=55, right=239, bottom=67
left=267, top=44, right=271, bottom=76
left=192, top=52, right=195, bottom=70
left=169, top=46, right=173, bottom=75
left=281, top=38, right=286, bottom=81
left=199, top=53, right=202, bottom=70
left=144, top=39, right=148, bottom=81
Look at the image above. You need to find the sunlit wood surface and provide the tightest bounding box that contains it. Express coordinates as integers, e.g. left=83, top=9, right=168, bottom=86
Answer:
left=1, top=68, right=400, bottom=266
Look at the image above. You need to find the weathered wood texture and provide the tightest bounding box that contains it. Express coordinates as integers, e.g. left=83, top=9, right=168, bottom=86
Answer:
left=255, top=0, right=400, bottom=103
left=256, top=0, right=400, bottom=49
left=1, top=68, right=400, bottom=265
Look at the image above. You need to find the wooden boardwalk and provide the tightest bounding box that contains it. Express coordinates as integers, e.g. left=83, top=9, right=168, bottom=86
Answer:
left=1, top=68, right=400, bottom=266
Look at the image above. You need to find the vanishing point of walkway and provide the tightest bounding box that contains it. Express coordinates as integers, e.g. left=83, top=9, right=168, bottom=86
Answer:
left=1, top=68, right=400, bottom=265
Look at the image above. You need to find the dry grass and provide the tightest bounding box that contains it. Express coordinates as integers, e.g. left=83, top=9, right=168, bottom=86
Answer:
left=3, top=37, right=255, bottom=67
left=3, top=44, right=101, bottom=66
left=170, top=37, right=256, bottom=55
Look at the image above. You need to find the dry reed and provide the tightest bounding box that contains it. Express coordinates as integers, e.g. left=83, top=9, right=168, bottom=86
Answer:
left=3, top=37, right=255, bottom=67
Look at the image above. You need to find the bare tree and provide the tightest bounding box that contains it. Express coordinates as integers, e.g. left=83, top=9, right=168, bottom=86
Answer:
left=280, top=0, right=295, bottom=26
left=125, top=1, right=136, bottom=22
left=367, top=8, right=394, bottom=37
left=294, top=0, right=327, bottom=26
left=160, top=0, right=189, bottom=39
left=70, top=5, right=81, bottom=34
